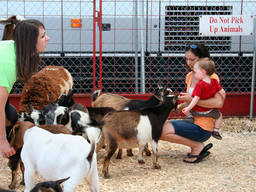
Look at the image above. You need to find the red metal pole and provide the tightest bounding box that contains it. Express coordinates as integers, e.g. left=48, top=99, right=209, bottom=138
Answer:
left=93, top=0, right=96, bottom=91
left=93, top=0, right=103, bottom=91
left=98, top=0, right=103, bottom=90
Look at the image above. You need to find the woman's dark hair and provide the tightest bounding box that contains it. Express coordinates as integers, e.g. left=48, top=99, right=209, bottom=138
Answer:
left=13, top=19, right=45, bottom=83
left=185, top=43, right=210, bottom=58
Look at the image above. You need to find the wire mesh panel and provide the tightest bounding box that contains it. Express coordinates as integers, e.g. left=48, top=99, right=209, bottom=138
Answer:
left=0, top=0, right=255, bottom=95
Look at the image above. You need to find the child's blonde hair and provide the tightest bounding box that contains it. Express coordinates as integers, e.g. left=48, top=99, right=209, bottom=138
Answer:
left=196, top=57, right=216, bottom=76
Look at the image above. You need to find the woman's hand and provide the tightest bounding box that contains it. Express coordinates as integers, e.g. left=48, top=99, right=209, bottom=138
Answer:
left=182, top=107, right=190, bottom=116
left=0, top=138, right=16, bottom=158
left=178, top=92, right=192, bottom=103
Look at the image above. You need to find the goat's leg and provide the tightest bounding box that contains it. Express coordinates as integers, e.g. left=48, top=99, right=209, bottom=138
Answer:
left=20, top=160, right=25, bottom=185
left=143, top=143, right=151, bottom=156
left=116, top=148, right=123, bottom=159
left=116, top=148, right=133, bottom=159
left=138, top=145, right=145, bottom=164
left=23, top=163, right=35, bottom=192
left=96, top=135, right=105, bottom=153
left=102, top=136, right=118, bottom=178
left=87, top=163, right=99, bottom=192
left=151, top=140, right=160, bottom=169
left=8, top=148, right=22, bottom=189
left=126, top=149, right=133, bottom=156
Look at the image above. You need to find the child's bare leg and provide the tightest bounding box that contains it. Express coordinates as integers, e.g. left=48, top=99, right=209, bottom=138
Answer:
left=212, top=113, right=222, bottom=140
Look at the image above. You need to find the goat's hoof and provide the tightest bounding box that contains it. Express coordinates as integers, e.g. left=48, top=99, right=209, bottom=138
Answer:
left=145, top=151, right=151, bottom=156
left=8, top=184, right=16, bottom=189
left=20, top=181, right=25, bottom=185
left=138, top=160, right=145, bottom=164
left=127, top=153, right=134, bottom=157
left=127, top=149, right=133, bottom=157
left=116, top=155, right=122, bottom=159
left=103, top=172, right=110, bottom=179
left=153, top=164, right=161, bottom=169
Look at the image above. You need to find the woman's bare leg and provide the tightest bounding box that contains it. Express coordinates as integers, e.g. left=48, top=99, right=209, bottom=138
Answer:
left=160, top=121, right=205, bottom=162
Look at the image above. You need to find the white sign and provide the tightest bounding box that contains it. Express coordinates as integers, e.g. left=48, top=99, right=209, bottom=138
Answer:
left=199, top=15, right=254, bottom=36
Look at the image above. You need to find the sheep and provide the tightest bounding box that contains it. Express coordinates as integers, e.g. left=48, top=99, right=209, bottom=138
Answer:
left=91, top=86, right=172, bottom=158
left=97, top=94, right=178, bottom=178
left=19, top=65, right=73, bottom=113
left=0, top=177, right=69, bottom=192
left=0, top=15, right=24, bottom=40
left=8, top=121, right=72, bottom=189
left=20, top=126, right=98, bottom=192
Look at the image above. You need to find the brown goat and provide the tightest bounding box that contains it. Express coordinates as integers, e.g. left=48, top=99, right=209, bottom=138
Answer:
left=91, top=91, right=152, bottom=158
left=8, top=121, right=71, bottom=189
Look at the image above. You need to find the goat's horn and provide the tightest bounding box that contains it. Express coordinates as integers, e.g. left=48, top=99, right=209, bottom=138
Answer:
left=56, top=177, right=70, bottom=184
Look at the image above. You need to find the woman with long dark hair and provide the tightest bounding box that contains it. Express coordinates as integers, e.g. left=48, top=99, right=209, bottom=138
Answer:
left=0, top=19, right=50, bottom=158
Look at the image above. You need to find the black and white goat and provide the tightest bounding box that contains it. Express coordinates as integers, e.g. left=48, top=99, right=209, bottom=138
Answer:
left=96, top=94, right=178, bottom=178
left=0, top=177, right=69, bottom=192
left=20, top=89, right=75, bottom=126
left=30, top=177, right=70, bottom=192
left=91, top=86, right=172, bottom=158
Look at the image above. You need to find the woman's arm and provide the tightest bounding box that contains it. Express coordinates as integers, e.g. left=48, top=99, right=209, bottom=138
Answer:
left=178, top=90, right=226, bottom=109
left=0, top=87, right=8, bottom=139
left=197, top=90, right=226, bottom=108
left=0, top=87, right=16, bottom=157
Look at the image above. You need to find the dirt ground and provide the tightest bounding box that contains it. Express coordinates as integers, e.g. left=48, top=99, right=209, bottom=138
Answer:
left=0, top=117, right=256, bottom=192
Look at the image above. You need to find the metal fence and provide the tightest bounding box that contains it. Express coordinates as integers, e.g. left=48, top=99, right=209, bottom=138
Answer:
left=0, top=0, right=255, bottom=95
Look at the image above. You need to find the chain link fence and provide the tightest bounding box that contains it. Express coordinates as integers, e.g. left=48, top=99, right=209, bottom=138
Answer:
left=0, top=0, right=255, bottom=95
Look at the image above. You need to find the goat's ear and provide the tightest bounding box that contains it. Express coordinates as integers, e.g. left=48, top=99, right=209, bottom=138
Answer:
left=43, top=102, right=57, bottom=114
left=9, top=122, right=20, bottom=148
left=0, top=20, right=12, bottom=24
left=67, top=89, right=74, bottom=97
left=28, top=103, right=34, bottom=113
left=56, top=177, right=70, bottom=184
left=166, top=88, right=174, bottom=95
left=92, top=89, right=101, bottom=102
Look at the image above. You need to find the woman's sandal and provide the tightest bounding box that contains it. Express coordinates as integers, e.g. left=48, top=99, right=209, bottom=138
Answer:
left=187, top=143, right=213, bottom=157
left=212, top=131, right=222, bottom=140
left=183, top=151, right=211, bottom=163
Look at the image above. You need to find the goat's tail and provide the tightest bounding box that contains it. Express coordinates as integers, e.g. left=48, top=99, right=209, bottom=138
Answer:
left=87, top=139, right=96, bottom=164
left=86, top=127, right=102, bottom=143
left=92, top=89, right=101, bottom=102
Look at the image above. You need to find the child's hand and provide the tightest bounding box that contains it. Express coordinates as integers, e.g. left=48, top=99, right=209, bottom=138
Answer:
left=182, top=107, right=190, bottom=116
left=178, top=103, right=185, bottom=110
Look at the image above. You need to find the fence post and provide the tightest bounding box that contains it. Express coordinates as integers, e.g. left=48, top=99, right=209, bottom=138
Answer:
left=135, top=0, right=139, bottom=93
left=250, top=17, right=256, bottom=120
left=93, top=0, right=103, bottom=91
left=140, top=0, right=145, bottom=93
